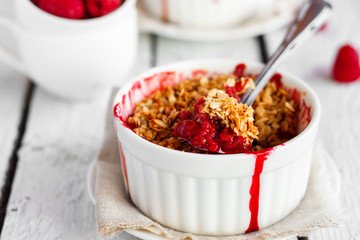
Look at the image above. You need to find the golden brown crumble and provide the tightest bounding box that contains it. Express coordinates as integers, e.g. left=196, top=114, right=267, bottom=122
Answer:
left=252, top=82, right=298, bottom=150
left=127, top=74, right=298, bottom=152
left=201, top=90, right=258, bottom=144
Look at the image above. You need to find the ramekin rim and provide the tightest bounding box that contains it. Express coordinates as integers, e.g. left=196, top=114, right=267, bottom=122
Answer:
left=113, top=58, right=321, bottom=159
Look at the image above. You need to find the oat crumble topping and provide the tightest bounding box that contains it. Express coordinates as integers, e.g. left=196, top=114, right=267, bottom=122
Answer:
left=126, top=69, right=298, bottom=153
left=201, top=90, right=258, bottom=144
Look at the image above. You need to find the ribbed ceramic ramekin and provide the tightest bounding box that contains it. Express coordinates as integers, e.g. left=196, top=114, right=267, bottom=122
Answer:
left=113, top=59, right=321, bottom=235
left=139, top=0, right=274, bottom=29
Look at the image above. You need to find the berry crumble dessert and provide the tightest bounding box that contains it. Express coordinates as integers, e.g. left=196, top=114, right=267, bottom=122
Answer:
left=126, top=64, right=299, bottom=153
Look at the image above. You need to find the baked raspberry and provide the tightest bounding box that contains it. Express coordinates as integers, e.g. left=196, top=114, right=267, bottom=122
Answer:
left=269, top=73, right=282, bottom=88
left=86, top=0, right=123, bottom=18
left=225, top=79, right=249, bottom=101
left=225, top=64, right=255, bottom=101
left=225, top=85, right=239, bottom=100
left=174, top=98, right=221, bottom=153
left=37, top=0, right=85, bottom=19
left=30, top=0, right=40, bottom=5
left=174, top=97, right=253, bottom=154
left=332, top=44, right=360, bottom=83
left=319, top=23, right=328, bottom=32
left=233, top=63, right=246, bottom=77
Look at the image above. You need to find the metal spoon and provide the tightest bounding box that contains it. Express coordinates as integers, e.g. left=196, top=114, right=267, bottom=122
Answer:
left=240, top=0, right=332, bottom=106
left=178, top=0, right=331, bottom=154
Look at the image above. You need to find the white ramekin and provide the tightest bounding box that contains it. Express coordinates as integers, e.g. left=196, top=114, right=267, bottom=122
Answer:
left=113, top=59, right=321, bottom=235
left=139, top=0, right=274, bottom=29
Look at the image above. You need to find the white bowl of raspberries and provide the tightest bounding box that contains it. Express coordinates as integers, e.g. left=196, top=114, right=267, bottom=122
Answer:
left=0, top=0, right=138, bottom=99
left=30, top=0, right=125, bottom=19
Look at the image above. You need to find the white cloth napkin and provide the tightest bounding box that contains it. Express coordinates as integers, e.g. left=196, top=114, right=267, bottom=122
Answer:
left=95, top=95, right=343, bottom=240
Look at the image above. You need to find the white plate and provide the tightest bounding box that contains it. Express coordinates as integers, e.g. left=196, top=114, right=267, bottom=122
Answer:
left=87, top=145, right=341, bottom=240
left=138, top=0, right=299, bottom=42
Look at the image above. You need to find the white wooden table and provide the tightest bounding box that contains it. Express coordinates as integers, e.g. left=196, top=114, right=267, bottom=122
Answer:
left=1, top=0, right=360, bottom=239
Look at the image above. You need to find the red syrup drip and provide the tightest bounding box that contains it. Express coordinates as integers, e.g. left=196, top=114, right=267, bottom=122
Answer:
left=191, top=69, right=208, bottom=77
left=225, top=78, right=249, bottom=101
left=161, top=0, right=169, bottom=22
left=286, top=88, right=312, bottom=128
left=114, top=71, right=178, bottom=129
left=268, top=71, right=312, bottom=129
left=319, top=23, right=328, bottom=32
left=245, top=147, right=274, bottom=233
left=114, top=102, right=131, bottom=129
left=174, top=98, right=252, bottom=153
left=270, top=73, right=283, bottom=88
left=119, top=143, right=130, bottom=196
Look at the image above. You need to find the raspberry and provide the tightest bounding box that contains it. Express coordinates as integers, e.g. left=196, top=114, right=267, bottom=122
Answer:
left=178, top=110, right=192, bottom=120
left=233, top=63, right=246, bottom=77
left=225, top=85, right=239, bottom=101
left=37, top=0, right=85, bottom=19
left=332, top=44, right=360, bottom=83
left=86, top=0, right=123, bottom=18
left=319, top=23, right=328, bottom=32
left=269, top=73, right=282, bottom=88
left=31, top=0, right=40, bottom=5
left=174, top=98, right=251, bottom=153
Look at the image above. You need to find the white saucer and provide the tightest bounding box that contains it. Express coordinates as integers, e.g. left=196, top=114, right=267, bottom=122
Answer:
left=87, top=146, right=341, bottom=240
left=138, top=0, right=298, bottom=42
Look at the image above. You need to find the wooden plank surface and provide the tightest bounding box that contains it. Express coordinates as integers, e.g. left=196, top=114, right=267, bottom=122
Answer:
left=0, top=0, right=22, bottom=192
left=1, top=0, right=359, bottom=238
left=264, top=0, right=360, bottom=239
left=0, top=0, right=28, bottom=201
left=0, top=34, right=151, bottom=240
left=1, top=34, right=296, bottom=240
left=2, top=88, right=110, bottom=239
left=0, top=65, right=28, bottom=207
left=0, top=64, right=27, bottom=195
left=0, top=33, right=277, bottom=239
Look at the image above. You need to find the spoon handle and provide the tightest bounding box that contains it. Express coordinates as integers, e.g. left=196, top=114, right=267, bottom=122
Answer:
left=240, top=0, right=332, bottom=106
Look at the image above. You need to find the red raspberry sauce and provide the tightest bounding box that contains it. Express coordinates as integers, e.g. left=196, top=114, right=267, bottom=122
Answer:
left=225, top=78, right=249, bottom=101
left=119, top=143, right=130, bottom=197
left=174, top=98, right=251, bottom=153
left=245, top=148, right=274, bottom=233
